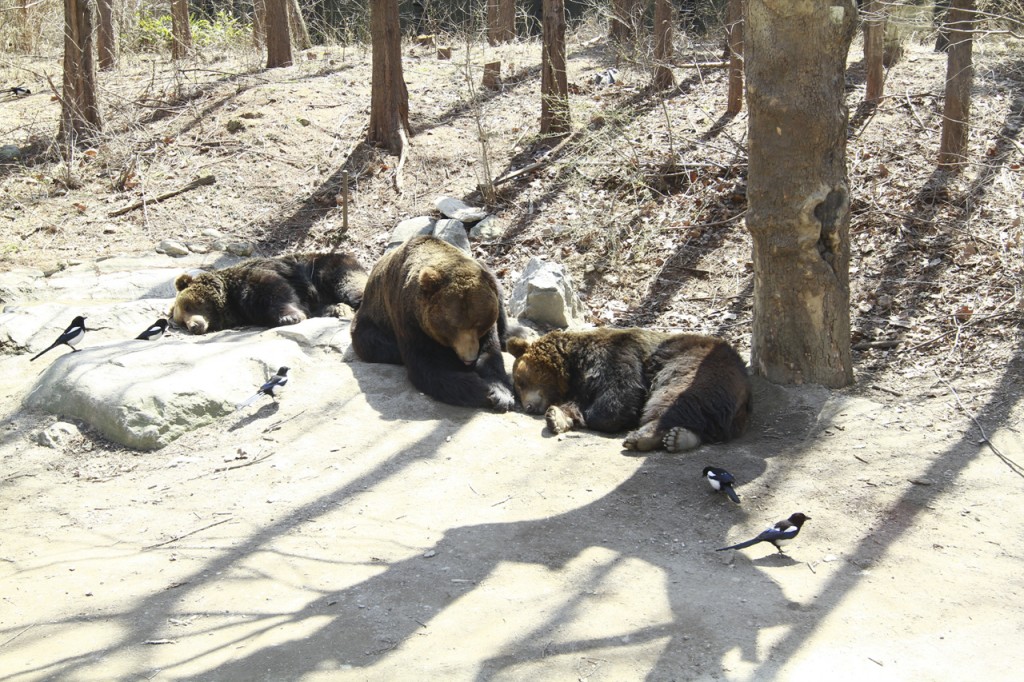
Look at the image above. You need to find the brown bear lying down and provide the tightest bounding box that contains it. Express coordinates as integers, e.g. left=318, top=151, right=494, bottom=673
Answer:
left=171, top=252, right=368, bottom=335
left=350, top=236, right=514, bottom=411
left=508, top=328, right=751, bottom=452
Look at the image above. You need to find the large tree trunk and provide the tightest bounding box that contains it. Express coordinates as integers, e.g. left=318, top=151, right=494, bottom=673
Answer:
left=171, top=0, right=193, bottom=60
left=745, top=0, right=857, bottom=388
left=541, top=0, right=569, bottom=136
left=288, top=0, right=312, bottom=51
left=487, top=0, right=516, bottom=45
left=863, top=0, right=884, bottom=102
left=938, top=0, right=976, bottom=169
left=609, top=0, right=639, bottom=43
left=368, top=0, right=411, bottom=155
left=726, top=0, right=743, bottom=114
left=97, top=0, right=116, bottom=69
left=60, top=0, right=103, bottom=146
left=265, top=0, right=293, bottom=68
left=652, top=0, right=675, bottom=90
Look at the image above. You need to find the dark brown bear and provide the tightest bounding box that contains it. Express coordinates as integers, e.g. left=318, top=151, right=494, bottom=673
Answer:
left=350, top=236, right=514, bottom=412
left=170, top=252, right=367, bottom=335
left=508, top=328, right=751, bottom=451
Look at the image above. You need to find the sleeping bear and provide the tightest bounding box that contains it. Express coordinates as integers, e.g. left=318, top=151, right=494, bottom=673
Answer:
left=350, top=236, right=514, bottom=412
left=170, top=252, right=368, bottom=335
left=508, top=328, right=751, bottom=451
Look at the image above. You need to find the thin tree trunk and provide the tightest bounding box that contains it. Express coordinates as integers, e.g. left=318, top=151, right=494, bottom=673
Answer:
left=60, top=0, right=103, bottom=146
left=487, top=0, right=516, bottom=45
left=938, top=0, right=975, bottom=169
left=368, top=0, right=411, bottom=155
left=265, top=0, right=293, bottom=68
left=97, top=0, right=116, bottom=70
left=541, top=0, right=569, bottom=136
left=863, top=0, right=885, bottom=102
left=288, top=0, right=312, bottom=51
left=745, top=0, right=857, bottom=388
left=652, top=0, right=675, bottom=90
left=252, top=0, right=266, bottom=49
left=726, top=0, right=743, bottom=113
left=171, top=0, right=193, bottom=60
left=609, top=0, right=638, bottom=43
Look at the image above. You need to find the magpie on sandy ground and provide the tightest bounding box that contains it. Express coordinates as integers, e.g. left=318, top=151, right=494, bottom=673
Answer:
left=716, top=513, right=810, bottom=553
left=237, top=367, right=289, bottom=410
left=703, top=466, right=741, bottom=504
left=136, top=319, right=168, bottom=341
left=31, top=316, right=89, bottom=361
left=9, top=86, right=31, bottom=96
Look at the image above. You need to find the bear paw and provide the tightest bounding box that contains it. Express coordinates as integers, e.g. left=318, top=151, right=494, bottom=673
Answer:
left=323, top=303, right=355, bottom=319
left=278, top=305, right=308, bottom=326
left=545, top=406, right=573, bottom=434
left=663, top=427, right=701, bottom=452
left=488, top=385, right=515, bottom=413
left=622, top=425, right=666, bottom=452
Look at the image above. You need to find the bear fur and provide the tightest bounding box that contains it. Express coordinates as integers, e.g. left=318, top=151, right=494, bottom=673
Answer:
left=170, top=252, right=368, bottom=335
left=350, top=236, right=514, bottom=412
left=508, top=328, right=751, bottom=452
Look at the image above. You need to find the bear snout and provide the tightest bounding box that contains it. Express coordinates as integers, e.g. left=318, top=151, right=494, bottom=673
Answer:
left=186, top=317, right=209, bottom=334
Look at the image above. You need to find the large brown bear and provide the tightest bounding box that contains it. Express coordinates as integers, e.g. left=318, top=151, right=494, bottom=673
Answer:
left=350, top=236, right=514, bottom=412
left=170, top=252, right=367, bottom=335
left=508, top=328, right=751, bottom=451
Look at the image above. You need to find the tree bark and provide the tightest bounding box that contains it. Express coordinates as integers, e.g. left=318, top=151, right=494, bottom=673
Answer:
left=252, top=0, right=266, bottom=49
left=487, top=0, right=516, bottom=45
left=60, top=0, right=103, bottom=146
left=863, top=0, right=884, bottom=102
left=368, top=0, right=411, bottom=155
left=97, top=0, right=116, bottom=70
left=171, top=0, right=193, bottom=60
left=937, top=0, right=976, bottom=169
left=609, top=0, right=639, bottom=43
left=652, top=0, right=675, bottom=90
left=745, top=0, right=857, bottom=388
left=726, top=0, right=743, bottom=113
left=288, top=0, right=312, bottom=51
left=541, top=0, right=569, bottom=136
left=265, top=0, right=293, bottom=68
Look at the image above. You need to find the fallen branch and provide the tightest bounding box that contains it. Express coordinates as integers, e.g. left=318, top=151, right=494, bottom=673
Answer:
left=393, top=127, right=409, bottom=194
left=143, top=517, right=232, bottom=550
left=941, top=377, right=1024, bottom=479
left=109, top=175, right=216, bottom=217
left=493, top=130, right=579, bottom=186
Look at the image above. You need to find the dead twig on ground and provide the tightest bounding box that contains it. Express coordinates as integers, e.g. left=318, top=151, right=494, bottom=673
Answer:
left=109, top=175, right=216, bottom=217
left=143, top=517, right=233, bottom=550
left=493, top=130, right=579, bottom=186
left=941, top=377, right=1024, bottom=479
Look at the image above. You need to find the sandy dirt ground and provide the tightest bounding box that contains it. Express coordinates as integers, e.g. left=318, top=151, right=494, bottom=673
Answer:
left=1, top=301, right=1023, bottom=681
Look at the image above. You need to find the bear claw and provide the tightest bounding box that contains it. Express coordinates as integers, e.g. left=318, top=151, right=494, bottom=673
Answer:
left=488, top=386, right=515, bottom=413
left=663, top=427, right=701, bottom=452
left=545, top=406, right=573, bottom=434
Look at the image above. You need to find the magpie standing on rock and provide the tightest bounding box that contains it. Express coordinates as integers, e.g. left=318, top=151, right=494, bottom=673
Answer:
left=237, top=366, right=289, bottom=410
left=136, top=319, right=168, bottom=341
left=31, top=316, right=89, bottom=361
left=703, top=466, right=741, bottom=504
left=716, top=513, right=810, bottom=553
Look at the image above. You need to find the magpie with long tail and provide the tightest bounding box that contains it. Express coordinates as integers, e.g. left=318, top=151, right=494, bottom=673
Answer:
left=136, top=319, right=168, bottom=341
left=703, top=466, right=741, bottom=504
left=237, top=366, right=289, bottom=410
left=31, top=316, right=89, bottom=361
left=716, top=513, right=810, bottom=553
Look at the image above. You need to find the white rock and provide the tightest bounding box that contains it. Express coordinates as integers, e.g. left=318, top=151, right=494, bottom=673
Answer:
left=469, top=215, right=504, bottom=241
left=33, top=421, right=81, bottom=448
left=157, top=240, right=189, bottom=257
left=508, top=258, right=586, bottom=329
left=433, top=219, right=470, bottom=252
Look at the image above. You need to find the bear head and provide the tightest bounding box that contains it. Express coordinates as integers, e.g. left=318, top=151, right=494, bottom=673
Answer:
left=507, top=333, right=571, bottom=414
left=416, top=265, right=499, bottom=366
left=170, top=272, right=227, bottom=335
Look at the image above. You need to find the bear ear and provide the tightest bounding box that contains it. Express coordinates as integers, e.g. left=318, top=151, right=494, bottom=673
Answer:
left=174, top=273, right=194, bottom=291
left=507, top=336, right=532, bottom=358
left=418, top=267, right=445, bottom=295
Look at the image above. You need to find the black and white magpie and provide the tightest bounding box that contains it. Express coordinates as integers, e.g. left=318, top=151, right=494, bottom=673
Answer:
left=31, top=315, right=89, bottom=361
left=703, top=466, right=740, bottom=504
left=716, top=513, right=810, bottom=553
left=136, top=318, right=168, bottom=341
left=10, top=86, right=31, bottom=96
left=237, top=366, right=289, bottom=409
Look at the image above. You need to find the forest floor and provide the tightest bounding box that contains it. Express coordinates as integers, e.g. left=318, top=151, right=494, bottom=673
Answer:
left=1, top=23, right=1023, bottom=681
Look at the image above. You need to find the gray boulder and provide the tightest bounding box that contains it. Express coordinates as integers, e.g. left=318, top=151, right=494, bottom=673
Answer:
left=469, top=215, right=504, bottom=241
left=434, top=196, right=488, bottom=223
left=433, top=219, right=470, bottom=252
left=388, top=216, right=436, bottom=251
left=509, top=258, right=586, bottom=329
